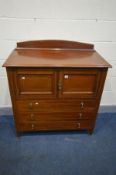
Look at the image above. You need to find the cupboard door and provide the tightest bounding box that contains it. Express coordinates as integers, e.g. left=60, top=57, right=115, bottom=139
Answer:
left=15, top=69, right=57, bottom=99
left=59, top=69, right=101, bottom=98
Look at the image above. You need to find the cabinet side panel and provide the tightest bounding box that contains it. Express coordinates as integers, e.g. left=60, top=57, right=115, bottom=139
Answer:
left=95, top=68, right=108, bottom=113
left=6, top=68, right=20, bottom=135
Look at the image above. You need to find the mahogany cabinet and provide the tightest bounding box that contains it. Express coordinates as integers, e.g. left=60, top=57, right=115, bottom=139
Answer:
left=3, top=40, right=111, bottom=136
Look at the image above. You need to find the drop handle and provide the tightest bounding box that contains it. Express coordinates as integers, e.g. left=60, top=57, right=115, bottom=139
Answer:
left=31, top=124, right=35, bottom=130
left=80, top=102, right=84, bottom=109
left=28, top=102, right=33, bottom=109
left=79, top=113, right=82, bottom=119
left=77, top=122, right=80, bottom=128
left=30, top=113, right=34, bottom=120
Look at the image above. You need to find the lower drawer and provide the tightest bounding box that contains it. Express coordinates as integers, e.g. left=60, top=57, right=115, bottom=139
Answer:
left=16, top=99, right=97, bottom=112
left=16, top=112, right=96, bottom=122
left=17, top=120, right=95, bottom=132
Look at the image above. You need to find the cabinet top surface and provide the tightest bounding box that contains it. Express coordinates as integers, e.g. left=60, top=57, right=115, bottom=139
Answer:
left=3, top=40, right=111, bottom=68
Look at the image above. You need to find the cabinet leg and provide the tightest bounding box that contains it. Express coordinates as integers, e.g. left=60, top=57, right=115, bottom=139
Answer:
left=88, top=128, right=94, bottom=135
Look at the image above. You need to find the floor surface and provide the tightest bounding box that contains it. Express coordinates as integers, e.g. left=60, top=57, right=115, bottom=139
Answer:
left=0, top=113, right=116, bottom=175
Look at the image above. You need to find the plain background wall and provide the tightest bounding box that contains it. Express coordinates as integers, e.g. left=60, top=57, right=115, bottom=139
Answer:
left=0, top=0, right=116, bottom=107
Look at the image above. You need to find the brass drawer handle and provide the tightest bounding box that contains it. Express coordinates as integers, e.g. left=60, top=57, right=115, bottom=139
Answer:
left=79, top=113, right=82, bottom=119
left=28, top=102, right=39, bottom=109
left=80, top=102, right=84, bottom=109
left=31, top=124, right=35, bottom=130
left=28, top=102, right=33, bottom=109
left=30, top=113, right=34, bottom=120
left=77, top=122, right=80, bottom=128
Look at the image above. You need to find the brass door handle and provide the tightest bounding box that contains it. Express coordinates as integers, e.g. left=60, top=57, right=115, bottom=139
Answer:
left=58, top=82, right=62, bottom=90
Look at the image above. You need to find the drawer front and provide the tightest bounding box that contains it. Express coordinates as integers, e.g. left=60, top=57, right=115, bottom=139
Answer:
left=14, top=69, right=57, bottom=99
left=16, top=112, right=96, bottom=122
left=59, top=69, right=102, bottom=98
left=17, top=120, right=94, bottom=131
left=16, top=100, right=97, bottom=113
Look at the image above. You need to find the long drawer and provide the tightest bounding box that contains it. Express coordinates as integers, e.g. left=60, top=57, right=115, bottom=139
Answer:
left=16, top=99, right=97, bottom=113
left=16, top=112, right=97, bottom=122
left=17, top=120, right=95, bottom=132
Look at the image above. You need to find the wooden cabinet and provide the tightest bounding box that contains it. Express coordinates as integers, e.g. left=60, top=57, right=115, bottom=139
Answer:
left=3, top=40, right=111, bottom=136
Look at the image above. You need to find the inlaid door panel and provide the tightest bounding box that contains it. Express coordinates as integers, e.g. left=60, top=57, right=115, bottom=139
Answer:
left=14, top=69, right=57, bottom=99
left=59, top=69, right=101, bottom=98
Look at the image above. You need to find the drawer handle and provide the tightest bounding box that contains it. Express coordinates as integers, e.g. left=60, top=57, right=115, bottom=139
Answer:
left=30, top=113, right=34, bottom=120
left=28, top=102, right=33, bottom=109
left=31, top=124, right=35, bottom=130
left=80, top=102, right=84, bottom=109
left=79, top=113, right=82, bottom=119
left=21, top=76, right=26, bottom=80
left=77, top=122, right=80, bottom=128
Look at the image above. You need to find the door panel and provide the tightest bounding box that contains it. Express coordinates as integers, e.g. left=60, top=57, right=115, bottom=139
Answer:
left=59, top=69, right=101, bottom=98
left=15, top=69, right=57, bottom=99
